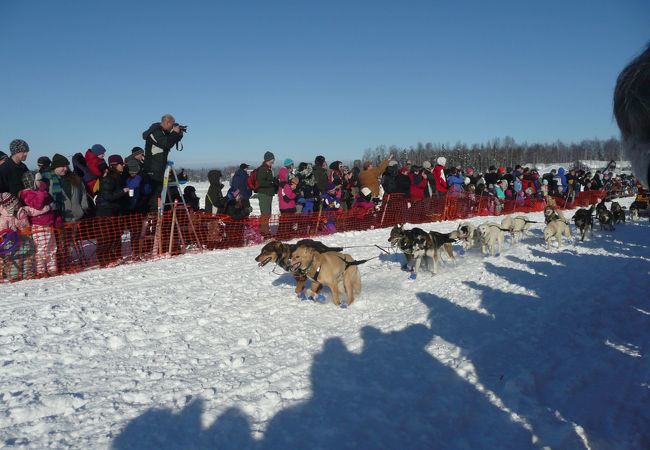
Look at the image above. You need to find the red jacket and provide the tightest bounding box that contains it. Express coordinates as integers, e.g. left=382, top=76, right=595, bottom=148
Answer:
left=18, top=187, right=58, bottom=227
left=408, top=172, right=428, bottom=200
left=84, top=149, right=104, bottom=193
left=432, top=165, right=448, bottom=193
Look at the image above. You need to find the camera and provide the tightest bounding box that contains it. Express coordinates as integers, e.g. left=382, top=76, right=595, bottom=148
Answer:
left=174, top=123, right=188, bottom=133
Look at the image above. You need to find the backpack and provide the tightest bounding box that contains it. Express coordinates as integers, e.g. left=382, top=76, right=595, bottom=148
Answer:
left=247, top=168, right=260, bottom=193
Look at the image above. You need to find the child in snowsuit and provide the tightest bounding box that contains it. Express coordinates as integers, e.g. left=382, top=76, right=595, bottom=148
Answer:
left=19, top=181, right=59, bottom=276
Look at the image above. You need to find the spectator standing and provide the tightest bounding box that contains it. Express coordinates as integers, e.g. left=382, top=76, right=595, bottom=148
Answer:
left=84, top=144, right=107, bottom=195
left=421, top=161, right=436, bottom=197
left=313, top=155, right=329, bottom=195
left=446, top=167, right=465, bottom=193
left=45, top=154, right=90, bottom=271
left=125, top=146, right=145, bottom=171
left=95, top=155, right=129, bottom=267
left=256, top=151, right=277, bottom=236
left=230, top=164, right=252, bottom=200
left=0, top=139, right=30, bottom=195
left=205, top=170, right=226, bottom=214
left=408, top=166, right=429, bottom=200
left=278, top=176, right=298, bottom=238
left=142, top=114, right=185, bottom=211
left=432, top=157, right=448, bottom=194
left=183, top=186, right=200, bottom=211
left=359, top=154, right=393, bottom=199
left=19, top=181, right=58, bottom=276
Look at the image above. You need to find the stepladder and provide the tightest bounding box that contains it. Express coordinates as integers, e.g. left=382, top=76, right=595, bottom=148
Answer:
left=151, top=163, right=202, bottom=256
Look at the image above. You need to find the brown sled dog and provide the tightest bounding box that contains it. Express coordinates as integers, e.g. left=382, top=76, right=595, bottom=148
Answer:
left=290, top=246, right=364, bottom=306
left=255, top=239, right=343, bottom=296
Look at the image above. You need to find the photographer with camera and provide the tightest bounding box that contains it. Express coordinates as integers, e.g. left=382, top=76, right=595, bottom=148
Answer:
left=142, top=114, right=186, bottom=211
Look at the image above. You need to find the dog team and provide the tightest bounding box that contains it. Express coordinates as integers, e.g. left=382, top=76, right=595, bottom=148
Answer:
left=255, top=196, right=636, bottom=307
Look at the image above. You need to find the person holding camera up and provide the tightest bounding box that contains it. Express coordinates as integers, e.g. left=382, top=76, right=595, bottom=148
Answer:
left=142, top=114, right=186, bottom=211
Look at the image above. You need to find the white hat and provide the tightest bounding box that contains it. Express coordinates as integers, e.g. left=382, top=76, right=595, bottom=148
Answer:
left=361, top=187, right=372, bottom=197
left=437, top=157, right=446, bottom=166
left=464, top=177, right=470, bottom=185
left=422, top=160, right=432, bottom=169
left=388, top=160, right=399, bottom=167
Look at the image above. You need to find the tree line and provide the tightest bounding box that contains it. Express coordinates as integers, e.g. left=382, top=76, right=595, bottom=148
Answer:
left=361, top=136, right=623, bottom=173
left=182, top=136, right=624, bottom=182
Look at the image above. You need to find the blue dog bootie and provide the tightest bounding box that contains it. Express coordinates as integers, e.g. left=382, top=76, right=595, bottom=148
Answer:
left=313, top=293, right=327, bottom=303
left=340, top=302, right=348, bottom=309
left=409, top=272, right=417, bottom=280
left=458, top=247, right=465, bottom=256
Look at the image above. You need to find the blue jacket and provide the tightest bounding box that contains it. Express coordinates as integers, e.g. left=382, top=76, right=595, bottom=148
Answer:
left=447, top=174, right=465, bottom=192
left=556, top=168, right=567, bottom=193
left=230, top=168, right=252, bottom=199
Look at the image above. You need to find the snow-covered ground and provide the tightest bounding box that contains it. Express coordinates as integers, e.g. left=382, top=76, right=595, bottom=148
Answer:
left=1, top=198, right=649, bottom=449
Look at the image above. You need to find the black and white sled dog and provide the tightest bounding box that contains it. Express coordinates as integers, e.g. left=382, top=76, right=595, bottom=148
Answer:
left=450, top=222, right=478, bottom=251
left=388, top=224, right=455, bottom=279
left=572, top=205, right=594, bottom=242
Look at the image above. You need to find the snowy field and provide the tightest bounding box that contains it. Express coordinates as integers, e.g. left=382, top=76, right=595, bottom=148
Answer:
left=1, top=198, right=649, bottom=449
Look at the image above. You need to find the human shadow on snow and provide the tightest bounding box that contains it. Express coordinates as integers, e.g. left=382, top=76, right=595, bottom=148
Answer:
left=113, top=325, right=535, bottom=449
left=417, top=236, right=650, bottom=449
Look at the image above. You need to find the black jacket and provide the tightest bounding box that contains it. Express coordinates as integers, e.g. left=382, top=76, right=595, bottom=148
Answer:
left=142, top=122, right=183, bottom=182
left=96, top=171, right=128, bottom=216
left=0, top=158, right=29, bottom=196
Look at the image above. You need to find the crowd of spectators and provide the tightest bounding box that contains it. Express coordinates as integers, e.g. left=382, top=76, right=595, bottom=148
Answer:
left=0, top=127, right=638, bottom=278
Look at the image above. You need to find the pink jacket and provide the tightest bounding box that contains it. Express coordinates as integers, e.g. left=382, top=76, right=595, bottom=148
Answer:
left=278, top=183, right=296, bottom=210
left=19, top=188, right=58, bottom=227
left=0, top=205, right=30, bottom=231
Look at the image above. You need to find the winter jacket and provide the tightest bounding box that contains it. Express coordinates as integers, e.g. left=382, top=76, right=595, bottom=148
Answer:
left=555, top=168, right=567, bottom=193
left=313, top=165, right=329, bottom=193
left=423, top=169, right=436, bottom=197
left=278, top=167, right=292, bottom=186
left=230, top=168, right=252, bottom=200
left=18, top=187, right=57, bottom=227
left=206, top=170, right=226, bottom=213
left=46, top=172, right=89, bottom=222
left=95, top=171, right=128, bottom=217
left=279, top=182, right=297, bottom=211
left=321, top=192, right=340, bottom=210
left=83, top=149, right=105, bottom=194
left=408, top=172, right=428, bottom=200
left=446, top=173, right=465, bottom=193
left=432, top=164, right=448, bottom=193
left=0, top=194, right=30, bottom=230
left=359, top=159, right=390, bottom=198
left=381, top=165, right=400, bottom=194
left=142, top=122, right=183, bottom=182
left=124, top=174, right=150, bottom=213
left=256, top=164, right=276, bottom=196
left=0, top=158, right=29, bottom=196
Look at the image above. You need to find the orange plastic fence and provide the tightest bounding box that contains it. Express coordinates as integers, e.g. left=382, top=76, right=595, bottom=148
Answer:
left=0, top=190, right=606, bottom=283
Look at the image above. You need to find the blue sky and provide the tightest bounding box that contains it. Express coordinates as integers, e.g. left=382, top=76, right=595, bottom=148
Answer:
left=1, top=0, right=648, bottom=168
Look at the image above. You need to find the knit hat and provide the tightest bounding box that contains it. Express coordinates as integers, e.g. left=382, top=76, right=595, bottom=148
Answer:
left=37, top=156, right=51, bottom=168
left=388, top=160, right=399, bottom=167
left=108, top=155, right=123, bottom=166
left=127, top=159, right=140, bottom=173
left=264, top=151, right=275, bottom=162
left=9, top=139, right=29, bottom=155
left=465, top=167, right=474, bottom=175
left=91, top=144, right=106, bottom=156
left=315, top=155, right=326, bottom=166
left=325, top=182, right=336, bottom=191
left=498, top=166, right=506, bottom=174
left=0, top=150, right=7, bottom=161
left=329, top=161, right=342, bottom=170
left=0, top=192, right=20, bottom=216
left=22, top=171, right=36, bottom=190
left=436, top=157, right=446, bottom=166
left=51, top=153, right=70, bottom=169
left=464, top=177, right=471, bottom=185
left=283, top=158, right=294, bottom=167
left=239, top=163, right=250, bottom=170
left=422, top=160, right=431, bottom=169
left=361, top=187, right=372, bottom=197
left=131, top=146, right=144, bottom=156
